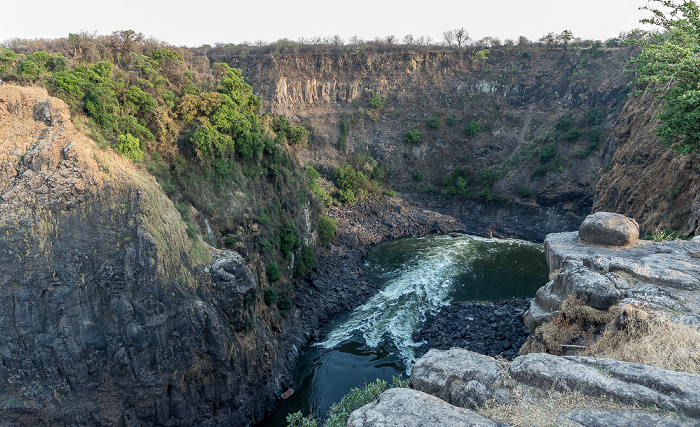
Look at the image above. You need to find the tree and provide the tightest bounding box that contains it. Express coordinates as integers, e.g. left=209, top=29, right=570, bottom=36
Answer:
left=455, top=28, right=470, bottom=48
left=443, top=30, right=455, bottom=47
left=629, top=0, right=700, bottom=153
left=558, top=30, right=574, bottom=48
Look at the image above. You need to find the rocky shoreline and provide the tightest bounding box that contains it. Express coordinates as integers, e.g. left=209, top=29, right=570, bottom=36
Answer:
left=413, top=299, right=531, bottom=361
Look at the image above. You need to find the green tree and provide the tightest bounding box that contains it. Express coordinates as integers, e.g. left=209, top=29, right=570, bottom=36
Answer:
left=465, top=121, right=481, bottom=137
left=630, top=0, right=700, bottom=153
left=317, top=216, right=338, bottom=245
left=403, top=130, right=422, bottom=144
left=116, top=133, right=144, bottom=162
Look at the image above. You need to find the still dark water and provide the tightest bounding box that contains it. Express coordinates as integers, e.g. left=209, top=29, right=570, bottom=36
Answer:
left=260, top=234, right=548, bottom=426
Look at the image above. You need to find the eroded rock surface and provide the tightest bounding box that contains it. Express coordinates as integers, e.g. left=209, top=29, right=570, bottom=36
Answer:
left=525, top=223, right=700, bottom=330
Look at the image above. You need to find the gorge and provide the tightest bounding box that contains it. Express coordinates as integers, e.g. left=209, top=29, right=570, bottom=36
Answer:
left=0, top=32, right=699, bottom=427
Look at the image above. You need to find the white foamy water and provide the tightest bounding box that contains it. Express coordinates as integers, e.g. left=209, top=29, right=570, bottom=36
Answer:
left=316, top=234, right=546, bottom=371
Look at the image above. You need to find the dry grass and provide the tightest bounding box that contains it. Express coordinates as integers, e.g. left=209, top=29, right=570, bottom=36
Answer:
left=581, top=304, right=700, bottom=375
left=521, top=295, right=700, bottom=375
left=477, top=386, right=675, bottom=426
left=520, top=296, right=610, bottom=356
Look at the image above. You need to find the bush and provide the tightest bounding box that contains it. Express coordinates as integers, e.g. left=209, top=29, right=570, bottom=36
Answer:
left=555, top=116, right=572, bottom=132
left=533, top=164, right=547, bottom=177
left=412, top=171, right=423, bottom=182
left=318, top=216, right=338, bottom=245
left=368, top=92, right=386, bottom=109
left=427, top=117, right=440, bottom=129
left=294, top=244, right=316, bottom=277
left=565, top=127, right=581, bottom=141
left=447, top=115, right=459, bottom=127
left=279, top=222, right=299, bottom=258
left=263, top=287, right=278, bottom=305
left=266, top=261, right=281, bottom=282
left=287, top=125, right=308, bottom=145
left=539, top=142, right=556, bottom=163
left=116, top=133, right=144, bottom=162
left=277, top=297, right=292, bottom=312
left=403, top=130, right=422, bottom=144
left=585, top=106, right=604, bottom=125
left=465, top=121, right=481, bottom=137
left=324, top=376, right=408, bottom=427
left=477, top=168, right=499, bottom=187
left=517, top=185, right=532, bottom=198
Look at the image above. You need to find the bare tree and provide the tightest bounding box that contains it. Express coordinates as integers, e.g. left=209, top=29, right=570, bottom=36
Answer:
left=443, top=30, right=455, bottom=47
left=385, top=35, right=396, bottom=46
left=517, top=35, right=530, bottom=47
left=455, top=28, right=470, bottom=48
left=297, top=37, right=307, bottom=45
left=332, top=35, right=344, bottom=47
left=403, top=34, right=414, bottom=46
left=349, top=35, right=362, bottom=45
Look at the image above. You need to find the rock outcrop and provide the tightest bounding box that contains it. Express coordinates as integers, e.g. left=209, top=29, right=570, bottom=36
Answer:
left=351, top=348, right=700, bottom=426
left=524, top=213, right=700, bottom=331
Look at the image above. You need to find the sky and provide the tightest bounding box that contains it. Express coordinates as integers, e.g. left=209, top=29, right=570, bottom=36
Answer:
left=2, top=0, right=654, bottom=48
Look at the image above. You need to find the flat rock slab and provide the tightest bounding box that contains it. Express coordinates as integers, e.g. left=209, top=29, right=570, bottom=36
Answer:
left=545, top=232, right=700, bottom=291
left=509, top=353, right=700, bottom=418
left=579, top=212, right=639, bottom=247
left=347, top=388, right=506, bottom=427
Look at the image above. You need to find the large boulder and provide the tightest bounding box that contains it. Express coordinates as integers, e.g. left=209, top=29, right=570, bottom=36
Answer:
left=346, top=388, right=505, bottom=427
left=579, top=212, right=639, bottom=247
left=409, top=348, right=502, bottom=407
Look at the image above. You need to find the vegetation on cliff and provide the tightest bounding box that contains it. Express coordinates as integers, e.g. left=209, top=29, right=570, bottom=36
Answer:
left=630, top=0, right=700, bottom=154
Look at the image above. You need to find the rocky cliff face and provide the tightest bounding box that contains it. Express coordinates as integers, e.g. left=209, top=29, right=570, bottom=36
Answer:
left=0, top=85, right=352, bottom=426
left=594, top=93, right=700, bottom=236
left=209, top=45, right=635, bottom=239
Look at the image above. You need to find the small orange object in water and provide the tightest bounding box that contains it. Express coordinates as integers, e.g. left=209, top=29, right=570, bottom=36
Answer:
left=281, top=388, right=294, bottom=399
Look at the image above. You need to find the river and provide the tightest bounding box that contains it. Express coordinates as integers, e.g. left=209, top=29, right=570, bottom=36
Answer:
left=261, top=233, right=548, bottom=426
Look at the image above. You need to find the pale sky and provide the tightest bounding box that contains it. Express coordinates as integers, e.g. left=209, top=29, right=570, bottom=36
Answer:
left=2, top=0, right=654, bottom=48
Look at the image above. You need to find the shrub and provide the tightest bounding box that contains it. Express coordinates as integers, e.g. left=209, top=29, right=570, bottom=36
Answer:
left=412, top=171, right=423, bottom=182
left=427, top=117, right=440, bottom=129
left=368, top=92, right=386, bottom=109
left=287, top=125, right=308, bottom=145
left=266, top=261, right=281, bottom=282
left=555, top=117, right=572, bottom=132
left=263, top=287, right=278, bottom=305
left=277, top=298, right=292, bottom=312
left=279, top=222, right=299, bottom=258
left=116, top=133, right=144, bottom=162
left=517, top=185, right=532, bottom=198
left=403, top=130, right=422, bottom=144
left=565, top=127, right=581, bottom=141
left=585, top=106, right=605, bottom=126
left=477, top=168, right=499, bottom=187
left=539, top=142, right=556, bottom=163
left=533, top=164, right=547, bottom=177
left=447, top=115, right=459, bottom=127
left=318, top=216, right=338, bottom=245
left=294, top=244, right=316, bottom=277
left=324, top=376, right=408, bottom=427
left=465, top=121, right=481, bottom=137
